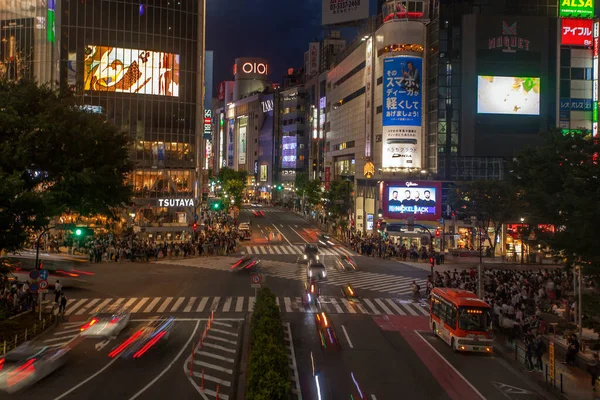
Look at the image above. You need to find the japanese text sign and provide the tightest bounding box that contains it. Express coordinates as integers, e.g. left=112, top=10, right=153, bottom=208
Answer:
left=562, top=18, right=593, bottom=46
left=383, top=56, right=422, bottom=127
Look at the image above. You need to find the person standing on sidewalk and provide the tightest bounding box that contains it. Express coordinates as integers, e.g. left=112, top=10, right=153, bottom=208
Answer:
left=525, top=337, right=535, bottom=372
left=534, top=335, right=546, bottom=371
left=588, top=353, right=600, bottom=392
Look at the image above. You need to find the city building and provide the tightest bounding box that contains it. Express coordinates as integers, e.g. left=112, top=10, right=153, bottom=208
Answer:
left=1, top=0, right=206, bottom=243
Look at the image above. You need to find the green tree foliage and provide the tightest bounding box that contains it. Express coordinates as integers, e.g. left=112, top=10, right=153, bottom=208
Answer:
left=218, top=167, right=247, bottom=207
left=294, top=172, right=322, bottom=208
left=247, top=287, right=290, bottom=400
left=325, top=179, right=353, bottom=218
left=0, top=80, right=133, bottom=252
left=512, top=129, right=600, bottom=268
left=449, top=180, right=522, bottom=253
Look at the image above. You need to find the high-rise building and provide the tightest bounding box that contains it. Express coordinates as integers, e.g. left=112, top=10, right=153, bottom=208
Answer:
left=1, top=1, right=206, bottom=242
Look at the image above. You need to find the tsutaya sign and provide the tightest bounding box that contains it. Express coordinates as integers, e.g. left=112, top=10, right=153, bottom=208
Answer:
left=158, top=198, right=196, bottom=207
left=488, top=21, right=531, bottom=53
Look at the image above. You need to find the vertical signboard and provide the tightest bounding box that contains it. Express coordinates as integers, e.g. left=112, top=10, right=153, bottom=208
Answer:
left=227, top=119, right=234, bottom=167
left=365, top=37, right=373, bottom=158
left=549, top=341, right=555, bottom=382
left=382, top=56, right=423, bottom=169
left=47, top=0, right=56, bottom=42
left=238, top=126, right=247, bottom=164
left=594, top=21, right=599, bottom=137
left=308, top=42, right=320, bottom=76
left=312, top=107, right=318, bottom=139
left=219, top=112, right=225, bottom=168
left=203, top=109, right=212, bottom=140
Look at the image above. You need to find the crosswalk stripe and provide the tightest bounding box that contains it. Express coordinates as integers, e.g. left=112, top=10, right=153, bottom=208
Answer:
left=280, top=246, right=290, bottom=254
left=403, top=302, right=419, bottom=316
left=123, top=298, right=138, bottom=310
left=144, top=298, right=162, bottom=313
left=385, top=298, right=406, bottom=315
left=65, top=298, right=87, bottom=316
left=157, top=297, right=173, bottom=313
left=113, top=298, right=126, bottom=307
left=374, top=298, right=393, bottom=314
left=259, top=247, right=268, bottom=254
left=235, top=297, right=244, bottom=312
left=273, top=246, right=282, bottom=254
left=329, top=297, right=343, bottom=313
left=75, top=298, right=100, bottom=315
left=131, top=297, right=149, bottom=313
left=211, top=297, right=221, bottom=311
left=92, top=298, right=113, bottom=314
left=275, top=297, right=281, bottom=310
left=340, top=298, right=356, bottom=313
left=171, top=297, right=186, bottom=312
left=283, top=297, right=293, bottom=313
left=222, top=297, right=232, bottom=312
left=362, top=298, right=380, bottom=314
left=414, top=303, right=429, bottom=316
left=355, top=303, right=369, bottom=314
left=184, top=297, right=197, bottom=312
left=196, top=297, right=209, bottom=312
left=293, top=297, right=305, bottom=313
left=248, top=296, right=255, bottom=312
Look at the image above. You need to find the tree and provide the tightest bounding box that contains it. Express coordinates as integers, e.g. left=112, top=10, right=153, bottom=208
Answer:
left=218, top=167, right=247, bottom=207
left=325, top=179, right=353, bottom=219
left=511, top=129, right=600, bottom=269
left=294, top=173, right=322, bottom=210
left=0, top=79, right=133, bottom=252
left=449, top=180, right=522, bottom=254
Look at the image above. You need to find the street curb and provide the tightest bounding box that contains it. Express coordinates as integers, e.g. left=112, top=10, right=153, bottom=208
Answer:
left=493, top=339, right=567, bottom=399
left=236, top=312, right=251, bottom=400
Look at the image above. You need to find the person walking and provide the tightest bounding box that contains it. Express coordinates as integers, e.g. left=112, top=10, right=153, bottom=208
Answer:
left=588, top=353, right=600, bottom=392
left=54, top=280, right=62, bottom=303
left=58, top=293, right=68, bottom=320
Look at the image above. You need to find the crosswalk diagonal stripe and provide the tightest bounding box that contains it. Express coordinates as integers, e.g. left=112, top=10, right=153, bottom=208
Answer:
left=170, top=297, right=186, bottom=312
left=385, top=298, right=406, bottom=315
left=414, top=303, right=429, bottom=316
left=402, top=302, right=419, bottom=316
left=355, top=302, right=369, bottom=314
left=196, top=297, right=209, bottom=312
left=362, top=298, right=381, bottom=315
left=144, top=297, right=162, bottom=313
left=248, top=296, right=255, bottom=312
left=280, top=246, right=290, bottom=254
left=273, top=246, right=282, bottom=254
left=374, top=298, right=393, bottom=314
left=75, top=298, right=100, bottom=315
left=210, top=296, right=221, bottom=311
left=340, top=298, right=356, bottom=313
left=329, top=298, right=343, bottom=313
left=157, top=297, right=173, bottom=313
left=91, top=298, right=113, bottom=314
left=283, top=297, right=293, bottom=312
left=184, top=297, right=197, bottom=312
left=130, top=297, right=149, bottom=313
left=112, top=298, right=126, bottom=307
left=65, top=298, right=87, bottom=316
left=222, top=297, right=232, bottom=312
left=235, top=296, right=244, bottom=312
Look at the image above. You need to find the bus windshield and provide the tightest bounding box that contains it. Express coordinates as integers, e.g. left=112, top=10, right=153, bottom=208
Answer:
left=458, top=307, right=489, bottom=332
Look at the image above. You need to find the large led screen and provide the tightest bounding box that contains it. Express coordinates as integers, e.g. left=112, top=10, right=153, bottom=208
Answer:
left=477, top=76, right=540, bottom=115
left=281, top=135, right=297, bottom=169
left=84, top=45, right=179, bottom=96
left=387, top=186, right=437, bottom=215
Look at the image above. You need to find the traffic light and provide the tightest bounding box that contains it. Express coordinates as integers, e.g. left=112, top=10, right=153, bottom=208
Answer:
left=72, top=227, right=93, bottom=239
left=192, top=222, right=197, bottom=231
left=436, top=228, right=441, bottom=238
left=430, top=257, right=435, bottom=268
left=75, top=228, right=83, bottom=236
left=276, top=185, right=283, bottom=191
left=213, top=202, right=221, bottom=210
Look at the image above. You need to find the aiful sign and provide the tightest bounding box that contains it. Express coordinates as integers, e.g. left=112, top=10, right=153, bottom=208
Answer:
left=562, top=18, right=593, bottom=46
left=488, top=21, right=531, bottom=53
left=158, top=198, right=196, bottom=207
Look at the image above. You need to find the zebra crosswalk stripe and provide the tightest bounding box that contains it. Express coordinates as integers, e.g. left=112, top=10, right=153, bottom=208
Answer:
left=171, top=297, right=186, bottom=312
left=130, top=297, right=149, bottom=313
left=65, top=298, right=87, bottom=316
left=385, top=298, right=406, bottom=315
left=196, top=297, right=209, bottom=312
left=145, top=298, right=162, bottom=313
left=184, top=297, right=196, bottom=313
left=157, top=297, right=173, bottom=313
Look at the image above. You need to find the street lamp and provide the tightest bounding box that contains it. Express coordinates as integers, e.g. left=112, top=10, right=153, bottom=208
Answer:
left=520, top=217, right=525, bottom=264
left=130, top=212, right=136, bottom=261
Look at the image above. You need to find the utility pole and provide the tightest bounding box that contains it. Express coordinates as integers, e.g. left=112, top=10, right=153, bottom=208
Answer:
left=478, top=223, right=484, bottom=299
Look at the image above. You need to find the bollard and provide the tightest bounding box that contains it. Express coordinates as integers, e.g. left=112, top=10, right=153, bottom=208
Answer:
left=211, top=310, right=214, bottom=322
left=216, top=385, right=219, bottom=400
left=201, top=368, right=205, bottom=390
left=199, top=337, right=203, bottom=349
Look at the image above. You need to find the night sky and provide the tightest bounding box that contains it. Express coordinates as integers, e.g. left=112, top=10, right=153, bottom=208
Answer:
left=205, top=0, right=379, bottom=91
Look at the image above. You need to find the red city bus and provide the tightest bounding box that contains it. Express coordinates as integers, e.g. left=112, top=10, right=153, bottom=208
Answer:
left=429, top=288, right=493, bottom=353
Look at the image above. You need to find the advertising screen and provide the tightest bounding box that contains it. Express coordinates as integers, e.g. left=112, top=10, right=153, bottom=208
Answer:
left=383, top=56, right=422, bottom=127
left=83, top=45, right=179, bottom=96
left=477, top=76, right=540, bottom=115
left=238, top=126, right=247, bottom=165
left=560, top=0, right=594, bottom=18
left=562, top=18, right=593, bottom=46
left=383, top=181, right=442, bottom=220
left=281, top=135, right=297, bottom=169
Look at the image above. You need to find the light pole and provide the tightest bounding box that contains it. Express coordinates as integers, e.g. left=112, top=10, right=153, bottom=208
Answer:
left=520, top=217, right=525, bottom=264
left=129, top=212, right=136, bottom=261
left=34, top=226, right=56, bottom=270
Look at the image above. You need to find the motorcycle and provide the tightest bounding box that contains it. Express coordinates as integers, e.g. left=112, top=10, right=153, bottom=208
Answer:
left=303, top=279, right=320, bottom=306
left=341, top=284, right=359, bottom=303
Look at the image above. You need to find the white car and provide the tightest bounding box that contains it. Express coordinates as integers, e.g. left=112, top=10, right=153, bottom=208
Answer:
left=80, top=305, right=130, bottom=338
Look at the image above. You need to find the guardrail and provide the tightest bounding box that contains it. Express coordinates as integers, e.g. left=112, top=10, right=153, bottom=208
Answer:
left=0, top=313, right=55, bottom=356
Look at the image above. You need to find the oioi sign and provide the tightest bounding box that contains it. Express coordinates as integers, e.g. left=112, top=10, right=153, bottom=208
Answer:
left=560, top=0, right=594, bottom=18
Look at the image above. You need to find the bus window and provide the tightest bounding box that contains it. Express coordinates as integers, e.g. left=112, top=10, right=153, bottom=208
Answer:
left=449, top=306, right=458, bottom=329
left=458, top=308, right=489, bottom=331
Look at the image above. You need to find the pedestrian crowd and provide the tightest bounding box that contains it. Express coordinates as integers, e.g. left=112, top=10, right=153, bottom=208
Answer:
left=348, top=231, right=440, bottom=262
left=0, top=276, right=39, bottom=314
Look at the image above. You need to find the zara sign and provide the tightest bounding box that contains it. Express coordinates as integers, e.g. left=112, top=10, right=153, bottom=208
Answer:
left=158, top=198, right=196, bottom=207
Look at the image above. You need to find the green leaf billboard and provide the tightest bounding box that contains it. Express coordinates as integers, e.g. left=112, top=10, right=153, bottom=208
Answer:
left=560, top=0, right=594, bottom=18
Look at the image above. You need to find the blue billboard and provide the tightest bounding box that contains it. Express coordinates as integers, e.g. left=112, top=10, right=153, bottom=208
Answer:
left=382, top=57, right=422, bottom=127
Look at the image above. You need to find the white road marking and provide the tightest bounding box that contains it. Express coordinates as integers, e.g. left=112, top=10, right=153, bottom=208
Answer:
left=64, top=299, right=87, bottom=316
left=203, top=389, right=229, bottom=400
left=362, top=298, right=381, bottom=315
left=212, top=321, right=233, bottom=328
left=123, top=298, right=138, bottom=310
left=193, top=360, right=233, bottom=374
left=93, top=298, right=113, bottom=313
left=157, top=297, right=173, bottom=313
left=130, top=298, right=149, bottom=313
left=248, top=297, right=255, bottom=311
left=284, top=297, right=293, bottom=312
left=341, top=325, right=354, bottom=349
left=374, top=298, right=393, bottom=314
left=53, top=327, right=82, bottom=336
left=54, top=358, right=121, bottom=399
left=200, top=372, right=232, bottom=386
left=273, top=224, right=293, bottom=245
left=195, top=350, right=235, bottom=363
left=210, top=328, right=238, bottom=337
left=144, top=298, right=161, bottom=313
left=203, top=342, right=236, bottom=353
left=222, top=297, right=232, bottom=312
left=207, top=335, right=237, bottom=345
left=385, top=298, right=406, bottom=315
left=44, top=335, right=78, bottom=343
left=290, top=226, right=309, bottom=243
left=95, top=337, right=115, bottom=352
left=340, top=298, right=356, bottom=313
left=170, top=297, right=186, bottom=312
left=210, top=296, right=221, bottom=311
left=184, top=297, right=197, bottom=312
left=75, top=299, right=100, bottom=315
left=415, top=332, right=487, bottom=400
left=196, top=297, right=209, bottom=312
left=235, top=296, right=244, bottom=312
left=128, top=320, right=200, bottom=400
left=329, top=298, right=344, bottom=313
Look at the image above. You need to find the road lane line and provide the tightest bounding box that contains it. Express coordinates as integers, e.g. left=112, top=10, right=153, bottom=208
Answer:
left=211, top=328, right=238, bottom=337
left=341, top=325, right=354, bottom=349
left=64, top=299, right=87, bottom=316
left=129, top=320, right=200, bottom=400
left=290, top=226, right=309, bottom=243
left=235, top=296, right=244, bottom=312
left=143, top=298, right=161, bottom=313
left=130, top=298, right=149, bottom=313
left=75, top=299, right=100, bottom=315
left=212, top=320, right=233, bottom=327
left=92, top=298, right=113, bottom=313
left=374, top=298, right=393, bottom=314
left=273, top=224, right=293, bottom=245
left=415, top=331, right=487, bottom=400
left=248, top=296, right=255, bottom=311
left=201, top=343, right=236, bottom=354
left=155, top=297, right=173, bottom=313
left=222, top=297, right=232, bottom=312
left=170, top=297, right=186, bottom=312
left=195, top=350, right=235, bottom=363
left=207, top=335, right=237, bottom=345
left=196, top=297, right=209, bottom=312
left=385, top=298, right=406, bottom=315
left=184, top=297, right=197, bottom=312
left=340, top=298, right=357, bottom=313
left=54, top=358, right=121, bottom=399
left=362, top=298, right=381, bottom=315
left=284, top=297, right=293, bottom=312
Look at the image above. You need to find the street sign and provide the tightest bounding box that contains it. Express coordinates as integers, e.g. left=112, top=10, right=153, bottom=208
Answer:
left=39, top=269, right=49, bottom=280
left=39, top=280, right=49, bottom=290
left=29, top=270, right=39, bottom=280
left=251, top=274, right=262, bottom=284
left=549, top=341, right=555, bottom=382
left=440, top=217, right=444, bottom=225
left=29, top=282, right=38, bottom=293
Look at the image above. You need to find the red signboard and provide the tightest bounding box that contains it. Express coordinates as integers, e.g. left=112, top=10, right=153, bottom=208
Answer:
left=218, top=81, right=225, bottom=101
left=382, top=181, right=442, bottom=221
left=562, top=18, right=593, bottom=47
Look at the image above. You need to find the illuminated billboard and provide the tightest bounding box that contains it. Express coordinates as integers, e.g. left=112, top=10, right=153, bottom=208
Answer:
left=477, top=76, right=540, bottom=115
left=84, top=45, right=179, bottom=96
left=560, top=0, right=594, bottom=18
left=383, top=181, right=442, bottom=220
left=562, top=18, right=593, bottom=47
left=282, top=135, right=297, bottom=169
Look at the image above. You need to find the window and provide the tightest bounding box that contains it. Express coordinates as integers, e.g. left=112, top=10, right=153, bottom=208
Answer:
left=560, top=80, right=571, bottom=98
left=333, top=87, right=366, bottom=110
left=571, top=68, right=585, bottom=80
left=560, top=48, right=571, bottom=67
left=458, top=308, right=489, bottom=332
left=376, top=105, right=382, bottom=114
left=333, top=61, right=366, bottom=88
